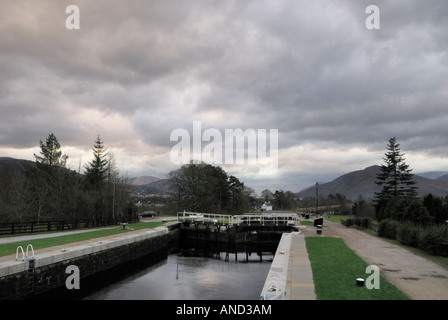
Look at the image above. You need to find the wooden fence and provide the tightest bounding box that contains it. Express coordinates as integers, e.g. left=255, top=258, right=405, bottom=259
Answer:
left=0, top=217, right=138, bottom=236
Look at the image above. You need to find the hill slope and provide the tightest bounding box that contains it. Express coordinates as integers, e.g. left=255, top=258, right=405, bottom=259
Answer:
left=130, top=176, right=160, bottom=185
left=436, top=174, right=448, bottom=183
left=297, top=165, right=448, bottom=200
left=130, top=178, right=172, bottom=196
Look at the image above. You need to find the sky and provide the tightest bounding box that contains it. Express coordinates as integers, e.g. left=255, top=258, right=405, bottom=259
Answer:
left=1, top=0, right=447, bottom=195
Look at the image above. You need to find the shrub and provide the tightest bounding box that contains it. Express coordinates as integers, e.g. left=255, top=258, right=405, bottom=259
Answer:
left=418, top=225, right=448, bottom=257
left=377, top=219, right=448, bottom=257
left=357, top=217, right=372, bottom=229
left=397, top=222, right=422, bottom=247
left=378, top=219, right=400, bottom=240
left=342, top=217, right=373, bottom=230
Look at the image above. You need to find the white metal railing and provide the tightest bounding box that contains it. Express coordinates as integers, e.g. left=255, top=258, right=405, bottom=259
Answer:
left=177, top=212, right=299, bottom=226
left=235, top=213, right=298, bottom=226
left=177, top=211, right=234, bottom=224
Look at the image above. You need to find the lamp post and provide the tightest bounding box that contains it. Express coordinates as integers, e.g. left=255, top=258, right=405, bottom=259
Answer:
left=315, top=182, right=319, bottom=216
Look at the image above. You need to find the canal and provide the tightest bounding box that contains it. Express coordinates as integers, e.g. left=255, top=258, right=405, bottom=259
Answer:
left=29, top=224, right=288, bottom=300
left=32, top=241, right=275, bottom=300
left=77, top=224, right=283, bottom=300
left=81, top=251, right=274, bottom=300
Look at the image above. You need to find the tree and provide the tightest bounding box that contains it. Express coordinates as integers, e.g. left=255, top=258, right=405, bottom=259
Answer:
left=228, top=175, right=245, bottom=214
left=168, top=162, right=249, bottom=214
left=374, top=137, right=418, bottom=221
left=0, top=166, right=33, bottom=222
left=22, top=133, right=77, bottom=221
left=83, top=135, right=110, bottom=220
left=0, top=135, right=132, bottom=223
left=84, top=135, right=109, bottom=188
left=106, top=152, right=133, bottom=221
left=352, top=195, right=375, bottom=218
left=33, top=133, right=70, bottom=220
left=261, top=189, right=274, bottom=203
left=276, top=190, right=299, bottom=211
left=34, top=133, right=68, bottom=168
left=423, top=194, right=448, bottom=224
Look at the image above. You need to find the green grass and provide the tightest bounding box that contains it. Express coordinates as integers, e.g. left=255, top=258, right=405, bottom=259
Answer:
left=302, top=215, right=351, bottom=225
left=325, top=215, right=353, bottom=223
left=325, top=215, right=448, bottom=268
left=305, top=236, right=409, bottom=300
left=0, top=221, right=165, bottom=257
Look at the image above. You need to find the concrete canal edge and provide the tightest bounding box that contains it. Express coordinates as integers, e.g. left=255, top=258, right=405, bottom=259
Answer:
left=1, top=221, right=315, bottom=300
left=260, top=232, right=316, bottom=300
left=0, top=225, right=181, bottom=300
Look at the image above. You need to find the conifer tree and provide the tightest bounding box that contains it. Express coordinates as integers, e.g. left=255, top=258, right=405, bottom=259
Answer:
left=374, top=137, right=418, bottom=220
left=84, top=135, right=109, bottom=188
left=29, top=133, right=70, bottom=221
left=34, top=133, right=68, bottom=168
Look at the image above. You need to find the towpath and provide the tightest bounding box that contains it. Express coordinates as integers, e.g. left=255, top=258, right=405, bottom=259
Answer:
left=301, top=220, right=448, bottom=300
left=0, top=217, right=178, bottom=245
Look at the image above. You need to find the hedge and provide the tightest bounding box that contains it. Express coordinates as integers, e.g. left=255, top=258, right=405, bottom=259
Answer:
left=342, top=217, right=375, bottom=231
left=377, top=219, right=400, bottom=240
left=377, top=219, right=448, bottom=257
left=397, top=222, right=422, bottom=248
left=418, top=225, right=448, bottom=257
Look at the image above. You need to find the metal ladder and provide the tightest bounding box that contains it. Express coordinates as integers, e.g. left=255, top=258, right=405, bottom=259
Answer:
left=16, top=244, right=35, bottom=261
left=261, top=277, right=286, bottom=300
left=16, top=244, right=36, bottom=295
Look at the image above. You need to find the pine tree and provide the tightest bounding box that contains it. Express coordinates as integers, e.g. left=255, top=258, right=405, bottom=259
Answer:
left=374, top=137, right=418, bottom=220
left=34, top=133, right=68, bottom=168
left=29, top=133, right=70, bottom=220
left=84, top=135, right=109, bottom=188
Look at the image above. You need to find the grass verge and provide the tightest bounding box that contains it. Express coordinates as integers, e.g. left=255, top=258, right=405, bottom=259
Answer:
left=305, top=236, right=409, bottom=300
left=325, top=215, right=353, bottom=223
left=0, top=221, right=165, bottom=257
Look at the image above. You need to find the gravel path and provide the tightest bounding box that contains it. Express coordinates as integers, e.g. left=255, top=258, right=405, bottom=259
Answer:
left=300, top=219, right=448, bottom=300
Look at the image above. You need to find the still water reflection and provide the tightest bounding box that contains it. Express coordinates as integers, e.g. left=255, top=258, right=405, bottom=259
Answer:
left=82, top=252, right=273, bottom=300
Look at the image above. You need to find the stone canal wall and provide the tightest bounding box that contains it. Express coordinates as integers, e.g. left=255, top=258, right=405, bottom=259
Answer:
left=0, top=226, right=180, bottom=300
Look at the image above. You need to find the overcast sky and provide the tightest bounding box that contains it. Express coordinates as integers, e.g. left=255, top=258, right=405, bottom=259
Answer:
left=1, top=0, right=447, bottom=194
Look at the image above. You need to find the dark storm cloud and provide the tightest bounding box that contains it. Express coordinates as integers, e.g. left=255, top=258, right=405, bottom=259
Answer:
left=0, top=0, right=447, bottom=184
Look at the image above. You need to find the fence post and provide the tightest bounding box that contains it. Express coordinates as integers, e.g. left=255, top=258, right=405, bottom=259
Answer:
left=12, top=223, right=15, bottom=235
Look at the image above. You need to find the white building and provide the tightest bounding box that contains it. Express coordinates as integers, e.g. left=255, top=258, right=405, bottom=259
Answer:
left=261, top=202, right=272, bottom=211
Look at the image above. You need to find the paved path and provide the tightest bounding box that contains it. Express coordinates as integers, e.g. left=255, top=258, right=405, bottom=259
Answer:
left=0, top=227, right=116, bottom=245
left=301, top=220, right=448, bottom=300
left=286, top=233, right=316, bottom=300
left=0, top=217, right=178, bottom=245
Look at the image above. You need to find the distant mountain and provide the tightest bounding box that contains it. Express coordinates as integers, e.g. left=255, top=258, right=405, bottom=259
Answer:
left=130, top=176, right=160, bottom=186
left=130, top=178, right=172, bottom=196
left=296, top=165, right=448, bottom=201
left=436, top=174, right=448, bottom=183
left=416, top=171, right=448, bottom=179
left=145, top=178, right=172, bottom=191
left=0, top=157, right=34, bottom=174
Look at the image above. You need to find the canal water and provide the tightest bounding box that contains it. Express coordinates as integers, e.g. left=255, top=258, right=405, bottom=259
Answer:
left=81, top=251, right=273, bottom=300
